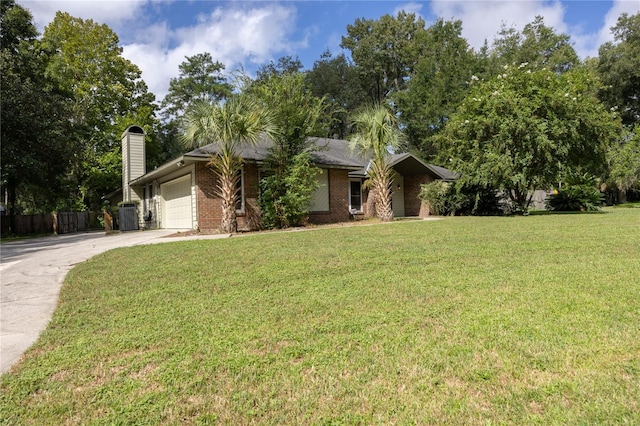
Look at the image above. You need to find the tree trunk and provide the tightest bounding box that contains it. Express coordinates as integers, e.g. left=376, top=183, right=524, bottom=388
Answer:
left=618, top=188, right=627, bottom=204
left=218, top=173, right=237, bottom=233
left=376, top=179, right=394, bottom=222
left=7, top=178, right=17, bottom=234
left=509, top=187, right=530, bottom=214
left=220, top=198, right=237, bottom=233
left=210, top=153, right=241, bottom=234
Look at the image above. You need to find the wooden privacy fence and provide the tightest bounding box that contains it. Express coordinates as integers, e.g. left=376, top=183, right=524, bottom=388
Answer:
left=0, top=211, right=103, bottom=237
left=0, top=213, right=53, bottom=236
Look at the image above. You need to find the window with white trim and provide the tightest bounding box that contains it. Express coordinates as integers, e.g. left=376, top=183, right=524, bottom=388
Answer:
left=349, top=179, right=363, bottom=213
left=235, top=169, right=244, bottom=213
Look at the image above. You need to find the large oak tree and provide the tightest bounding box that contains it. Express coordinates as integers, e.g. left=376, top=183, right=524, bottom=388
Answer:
left=41, top=12, right=157, bottom=210
left=306, top=50, right=366, bottom=139
left=1, top=1, right=69, bottom=217
left=341, top=12, right=426, bottom=103
left=598, top=12, right=640, bottom=126
left=394, top=19, right=475, bottom=159
left=438, top=65, right=620, bottom=212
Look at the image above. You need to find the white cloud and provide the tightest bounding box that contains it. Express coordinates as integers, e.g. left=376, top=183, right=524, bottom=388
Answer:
left=430, top=0, right=640, bottom=60
left=563, top=0, right=640, bottom=59
left=19, top=0, right=303, bottom=101
left=593, top=0, right=640, bottom=49
left=430, top=0, right=567, bottom=50
left=122, top=3, right=303, bottom=100
left=394, top=2, right=424, bottom=19
left=17, top=0, right=158, bottom=33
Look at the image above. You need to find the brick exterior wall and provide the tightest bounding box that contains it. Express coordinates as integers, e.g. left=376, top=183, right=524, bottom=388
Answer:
left=360, top=173, right=435, bottom=219
left=195, top=162, right=261, bottom=232
left=237, top=163, right=260, bottom=231
left=195, top=163, right=435, bottom=231
left=308, top=169, right=351, bottom=224
left=195, top=162, right=221, bottom=232
left=404, top=173, right=435, bottom=217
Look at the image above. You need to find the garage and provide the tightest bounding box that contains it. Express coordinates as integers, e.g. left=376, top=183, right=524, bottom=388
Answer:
left=161, top=175, right=193, bottom=229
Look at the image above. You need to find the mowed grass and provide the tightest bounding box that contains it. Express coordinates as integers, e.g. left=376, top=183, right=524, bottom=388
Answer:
left=1, top=209, right=639, bottom=424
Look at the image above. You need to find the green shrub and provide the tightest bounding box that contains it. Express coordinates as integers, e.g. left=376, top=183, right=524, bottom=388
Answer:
left=465, top=184, right=504, bottom=216
left=259, top=152, right=320, bottom=229
left=419, top=181, right=502, bottom=216
left=419, top=181, right=459, bottom=216
left=546, top=186, right=604, bottom=211
left=546, top=173, right=604, bottom=211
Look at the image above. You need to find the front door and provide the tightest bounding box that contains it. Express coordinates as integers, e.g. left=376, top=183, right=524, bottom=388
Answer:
left=392, top=175, right=405, bottom=217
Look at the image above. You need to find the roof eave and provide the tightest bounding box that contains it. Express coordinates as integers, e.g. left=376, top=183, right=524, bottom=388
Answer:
left=129, top=155, right=195, bottom=186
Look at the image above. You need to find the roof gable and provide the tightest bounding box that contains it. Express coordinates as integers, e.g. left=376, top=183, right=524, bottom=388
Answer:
left=388, top=153, right=458, bottom=181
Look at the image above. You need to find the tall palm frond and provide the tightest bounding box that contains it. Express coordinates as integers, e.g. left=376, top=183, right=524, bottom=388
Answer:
left=182, top=95, right=277, bottom=232
left=349, top=103, right=402, bottom=161
left=349, top=103, right=404, bottom=221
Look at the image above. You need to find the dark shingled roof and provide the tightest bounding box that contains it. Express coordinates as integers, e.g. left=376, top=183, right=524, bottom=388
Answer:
left=184, top=135, right=366, bottom=170
left=425, top=163, right=459, bottom=181
left=144, top=134, right=457, bottom=182
left=183, top=133, right=272, bottom=162
left=309, top=137, right=367, bottom=169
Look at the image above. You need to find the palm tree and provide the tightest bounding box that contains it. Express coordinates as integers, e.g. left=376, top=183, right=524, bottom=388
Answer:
left=183, top=95, right=276, bottom=232
left=349, top=104, right=403, bottom=222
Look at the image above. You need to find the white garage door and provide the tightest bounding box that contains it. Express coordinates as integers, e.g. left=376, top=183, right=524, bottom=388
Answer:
left=162, top=175, right=193, bottom=229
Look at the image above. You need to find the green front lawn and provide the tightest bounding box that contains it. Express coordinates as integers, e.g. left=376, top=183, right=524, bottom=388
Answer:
left=2, top=209, right=639, bottom=424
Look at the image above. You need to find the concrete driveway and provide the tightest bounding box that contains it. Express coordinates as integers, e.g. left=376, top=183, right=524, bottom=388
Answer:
left=0, top=230, right=229, bottom=374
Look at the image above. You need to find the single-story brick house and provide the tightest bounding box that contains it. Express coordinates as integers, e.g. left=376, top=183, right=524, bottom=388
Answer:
left=117, top=125, right=456, bottom=232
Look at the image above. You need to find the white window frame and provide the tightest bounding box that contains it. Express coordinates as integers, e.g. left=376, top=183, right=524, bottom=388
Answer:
left=235, top=168, right=245, bottom=214
left=349, top=179, right=363, bottom=213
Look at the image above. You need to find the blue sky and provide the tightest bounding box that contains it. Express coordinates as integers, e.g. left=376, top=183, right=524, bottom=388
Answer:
left=18, top=0, right=640, bottom=102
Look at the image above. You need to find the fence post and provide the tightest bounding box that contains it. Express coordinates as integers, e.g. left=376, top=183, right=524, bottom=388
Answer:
left=52, top=212, right=58, bottom=235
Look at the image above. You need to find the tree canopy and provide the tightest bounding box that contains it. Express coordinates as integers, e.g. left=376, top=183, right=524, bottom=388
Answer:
left=161, top=53, right=232, bottom=119
left=39, top=11, right=158, bottom=211
left=341, top=12, right=426, bottom=103
left=256, top=55, right=304, bottom=81
left=1, top=1, right=69, bottom=216
left=306, top=51, right=367, bottom=139
left=3, top=8, right=639, bottom=221
left=437, top=65, right=621, bottom=212
left=394, top=19, right=475, bottom=158
left=607, top=126, right=640, bottom=199
left=598, top=13, right=640, bottom=126
left=492, top=16, right=579, bottom=73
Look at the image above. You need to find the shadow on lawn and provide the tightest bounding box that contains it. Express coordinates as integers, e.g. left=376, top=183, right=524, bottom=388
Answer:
left=528, top=210, right=609, bottom=216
